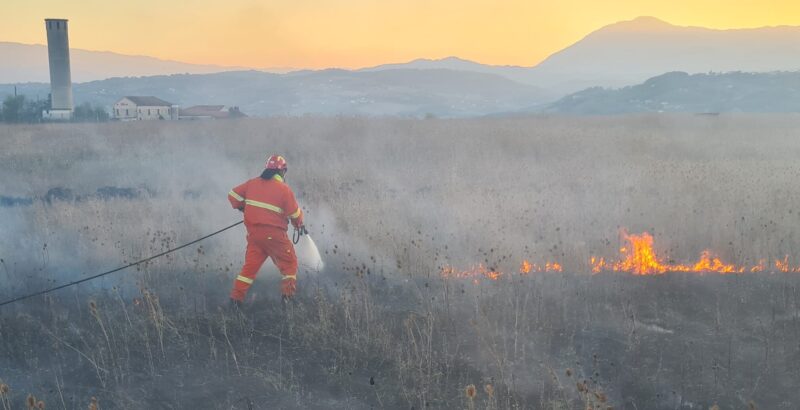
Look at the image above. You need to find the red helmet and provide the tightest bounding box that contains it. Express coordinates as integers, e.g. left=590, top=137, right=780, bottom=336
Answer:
left=265, top=155, right=287, bottom=170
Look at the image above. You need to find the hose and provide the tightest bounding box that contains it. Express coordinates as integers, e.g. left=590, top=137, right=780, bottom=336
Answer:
left=292, top=225, right=308, bottom=245
left=0, top=220, right=244, bottom=308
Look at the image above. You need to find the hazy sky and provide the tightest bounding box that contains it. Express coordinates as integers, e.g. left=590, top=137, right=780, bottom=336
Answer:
left=3, top=0, right=800, bottom=69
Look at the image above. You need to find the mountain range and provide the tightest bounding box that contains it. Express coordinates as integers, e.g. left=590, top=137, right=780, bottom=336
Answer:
left=0, top=69, right=550, bottom=118
left=546, top=71, right=800, bottom=115
left=5, top=16, right=800, bottom=93
left=0, top=42, right=288, bottom=84
left=3, top=16, right=800, bottom=117
left=364, top=16, right=800, bottom=93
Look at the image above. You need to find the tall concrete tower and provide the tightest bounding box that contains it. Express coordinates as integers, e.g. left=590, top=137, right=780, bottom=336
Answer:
left=44, top=18, right=73, bottom=120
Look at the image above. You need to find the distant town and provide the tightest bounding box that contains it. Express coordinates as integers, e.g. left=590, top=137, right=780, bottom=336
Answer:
left=0, top=19, right=246, bottom=123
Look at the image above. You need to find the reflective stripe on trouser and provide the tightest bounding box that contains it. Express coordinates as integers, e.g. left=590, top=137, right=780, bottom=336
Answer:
left=230, top=226, right=299, bottom=301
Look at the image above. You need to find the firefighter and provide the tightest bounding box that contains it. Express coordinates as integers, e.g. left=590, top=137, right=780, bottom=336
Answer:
left=228, top=155, right=304, bottom=305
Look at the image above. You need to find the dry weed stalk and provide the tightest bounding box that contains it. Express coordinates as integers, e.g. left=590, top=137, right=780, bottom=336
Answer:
left=0, top=382, right=10, bottom=410
left=484, top=383, right=494, bottom=397
left=21, top=393, right=46, bottom=410
left=142, top=289, right=169, bottom=359
left=88, top=300, right=118, bottom=382
left=484, top=383, right=496, bottom=410
left=571, top=370, right=610, bottom=410
left=464, top=384, right=477, bottom=410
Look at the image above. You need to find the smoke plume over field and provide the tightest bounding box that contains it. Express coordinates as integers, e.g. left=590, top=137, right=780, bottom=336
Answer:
left=1, top=116, right=800, bottom=409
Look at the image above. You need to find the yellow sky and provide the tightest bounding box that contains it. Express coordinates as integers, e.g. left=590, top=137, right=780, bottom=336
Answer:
left=2, top=0, right=800, bottom=69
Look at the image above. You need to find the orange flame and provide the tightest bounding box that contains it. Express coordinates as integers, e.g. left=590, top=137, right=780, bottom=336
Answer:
left=610, top=232, right=668, bottom=275
left=440, top=230, right=800, bottom=280
left=442, top=259, right=562, bottom=281
left=441, top=264, right=504, bottom=280
left=595, top=231, right=745, bottom=275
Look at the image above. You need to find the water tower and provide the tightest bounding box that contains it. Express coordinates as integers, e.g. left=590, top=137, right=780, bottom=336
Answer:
left=43, top=18, right=73, bottom=120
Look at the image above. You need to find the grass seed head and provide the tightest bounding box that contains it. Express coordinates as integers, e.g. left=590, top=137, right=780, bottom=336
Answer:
left=594, top=391, right=607, bottom=403
left=484, top=383, right=494, bottom=398
left=465, top=384, right=477, bottom=400
left=88, top=396, right=99, bottom=410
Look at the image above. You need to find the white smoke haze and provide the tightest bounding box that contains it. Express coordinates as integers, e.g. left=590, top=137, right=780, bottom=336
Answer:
left=2, top=115, right=800, bottom=408
left=3, top=114, right=800, bottom=293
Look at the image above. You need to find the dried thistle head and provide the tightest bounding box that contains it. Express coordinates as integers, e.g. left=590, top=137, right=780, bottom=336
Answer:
left=0, top=383, right=9, bottom=395
left=26, top=394, right=36, bottom=409
left=748, top=401, right=757, bottom=410
left=484, top=384, right=494, bottom=398
left=594, top=391, right=607, bottom=403
left=37, top=400, right=45, bottom=409
left=565, top=368, right=573, bottom=377
left=576, top=381, right=588, bottom=394
left=464, top=384, right=477, bottom=400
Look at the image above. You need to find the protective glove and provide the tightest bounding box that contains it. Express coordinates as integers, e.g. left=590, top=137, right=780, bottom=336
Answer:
left=291, top=217, right=303, bottom=229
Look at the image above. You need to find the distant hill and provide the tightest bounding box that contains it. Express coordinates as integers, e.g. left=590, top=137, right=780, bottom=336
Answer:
left=361, top=56, right=538, bottom=85
left=367, top=17, right=800, bottom=94
left=0, top=69, right=550, bottom=118
left=6, top=16, right=800, bottom=96
left=5, top=69, right=799, bottom=118
left=546, top=71, right=800, bottom=114
left=531, top=17, right=800, bottom=92
left=0, top=42, right=278, bottom=83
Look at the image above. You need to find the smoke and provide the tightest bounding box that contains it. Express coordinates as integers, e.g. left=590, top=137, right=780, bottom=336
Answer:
left=4, top=116, right=800, bottom=407
left=5, top=115, right=800, bottom=287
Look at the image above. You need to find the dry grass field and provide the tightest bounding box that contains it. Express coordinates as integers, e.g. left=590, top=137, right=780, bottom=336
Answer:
left=2, top=115, right=800, bottom=409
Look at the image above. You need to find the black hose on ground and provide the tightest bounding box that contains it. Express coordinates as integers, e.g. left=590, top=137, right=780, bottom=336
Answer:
left=0, top=220, right=245, bottom=308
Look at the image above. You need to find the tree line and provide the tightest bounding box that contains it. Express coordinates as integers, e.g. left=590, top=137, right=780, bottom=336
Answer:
left=1, top=94, right=110, bottom=123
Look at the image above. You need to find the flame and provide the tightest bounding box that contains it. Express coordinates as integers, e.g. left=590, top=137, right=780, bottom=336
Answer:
left=595, top=231, right=746, bottom=275
left=441, top=229, right=800, bottom=280
left=442, top=259, right=561, bottom=282
left=610, top=232, right=668, bottom=275
left=773, top=256, right=800, bottom=272
left=441, top=264, right=503, bottom=280
left=776, top=256, right=790, bottom=272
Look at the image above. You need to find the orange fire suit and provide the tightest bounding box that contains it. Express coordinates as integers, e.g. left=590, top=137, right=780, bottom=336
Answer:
left=228, top=174, right=304, bottom=301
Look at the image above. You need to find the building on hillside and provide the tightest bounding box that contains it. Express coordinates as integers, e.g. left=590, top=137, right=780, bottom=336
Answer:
left=179, top=105, right=247, bottom=120
left=113, top=96, right=178, bottom=121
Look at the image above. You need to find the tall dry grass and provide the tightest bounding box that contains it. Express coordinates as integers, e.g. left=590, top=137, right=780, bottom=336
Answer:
left=1, top=115, right=800, bottom=408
